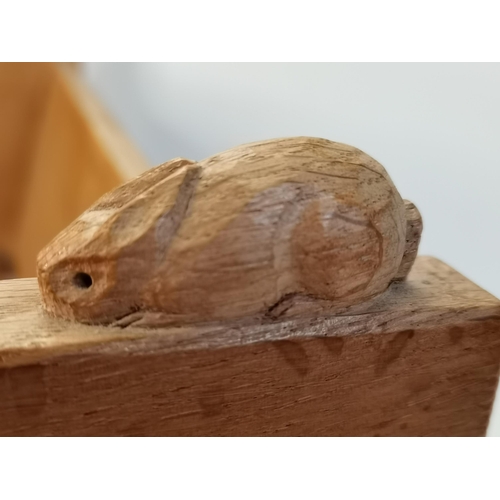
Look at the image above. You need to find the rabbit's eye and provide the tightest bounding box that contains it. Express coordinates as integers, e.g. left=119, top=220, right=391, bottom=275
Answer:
left=73, top=272, right=93, bottom=289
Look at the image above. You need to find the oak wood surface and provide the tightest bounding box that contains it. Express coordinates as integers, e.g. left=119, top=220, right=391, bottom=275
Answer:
left=0, top=257, right=499, bottom=436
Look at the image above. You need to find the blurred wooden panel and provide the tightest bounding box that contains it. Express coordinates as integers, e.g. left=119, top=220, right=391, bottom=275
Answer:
left=0, top=64, right=54, bottom=266
left=0, top=63, right=148, bottom=278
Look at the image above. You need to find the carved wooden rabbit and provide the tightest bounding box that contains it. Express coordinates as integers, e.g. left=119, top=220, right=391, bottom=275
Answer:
left=37, top=137, right=422, bottom=326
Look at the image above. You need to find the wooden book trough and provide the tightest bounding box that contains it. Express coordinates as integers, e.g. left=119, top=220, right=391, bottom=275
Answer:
left=0, top=64, right=499, bottom=436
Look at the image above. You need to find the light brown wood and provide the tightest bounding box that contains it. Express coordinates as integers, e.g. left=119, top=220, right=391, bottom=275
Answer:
left=36, top=137, right=423, bottom=326
left=394, top=200, right=422, bottom=280
left=0, top=257, right=499, bottom=436
left=0, top=63, right=54, bottom=272
left=0, top=63, right=148, bottom=279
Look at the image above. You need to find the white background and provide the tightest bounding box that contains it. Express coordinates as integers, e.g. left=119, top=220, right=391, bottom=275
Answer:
left=82, top=63, right=500, bottom=435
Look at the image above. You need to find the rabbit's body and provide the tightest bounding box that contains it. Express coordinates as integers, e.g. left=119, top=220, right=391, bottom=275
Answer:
left=37, top=137, right=422, bottom=326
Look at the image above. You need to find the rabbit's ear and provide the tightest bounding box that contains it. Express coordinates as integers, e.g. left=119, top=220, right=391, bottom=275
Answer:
left=85, top=161, right=201, bottom=258
left=38, top=158, right=196, bottom=266
left=90, top=157, right=195, bottom=213
left=394, top=200, right=423, bottom=281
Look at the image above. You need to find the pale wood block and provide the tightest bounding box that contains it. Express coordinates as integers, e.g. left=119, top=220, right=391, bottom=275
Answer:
left=0, top=256, right=499, bottom=436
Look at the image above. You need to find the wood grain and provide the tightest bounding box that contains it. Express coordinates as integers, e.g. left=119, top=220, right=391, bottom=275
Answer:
left=36, top=137, right=423, bottom=326
left=1, top=257, right=499, bottom=436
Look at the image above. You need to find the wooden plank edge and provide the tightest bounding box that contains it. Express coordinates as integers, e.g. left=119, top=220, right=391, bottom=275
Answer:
left=0, top=256, right=499, bottom=369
